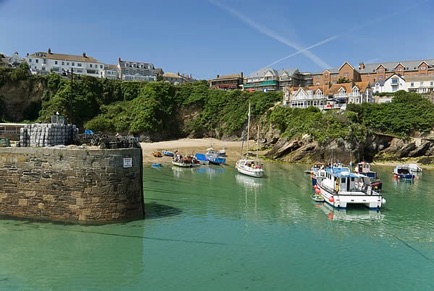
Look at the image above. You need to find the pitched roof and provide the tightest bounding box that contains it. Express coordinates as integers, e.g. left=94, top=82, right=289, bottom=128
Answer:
left=355, top=81, right=370, bottom=92
left=328, top=83, right=353, bottom=94
left=247, top=67, right=300, bottom=78
left=29, top=51, right=101, bottom=63
left=358, top=59, right=434, bottom=74
left=286, top=85, right=329, bottom=95
left=104, top=64, right=118, bottom=70
left=163, top=72, right=182, bottom=79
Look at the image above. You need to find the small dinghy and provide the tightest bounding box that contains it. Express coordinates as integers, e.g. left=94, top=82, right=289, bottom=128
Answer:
left=311, top=193, right=325, bottom=202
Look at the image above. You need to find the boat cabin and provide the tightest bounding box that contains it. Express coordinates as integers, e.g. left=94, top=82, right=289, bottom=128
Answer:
left=323, top=167, right=374, bottom=194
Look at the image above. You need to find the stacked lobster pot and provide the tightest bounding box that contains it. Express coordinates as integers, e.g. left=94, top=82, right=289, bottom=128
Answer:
left=19, top=123, right=78, bottom=147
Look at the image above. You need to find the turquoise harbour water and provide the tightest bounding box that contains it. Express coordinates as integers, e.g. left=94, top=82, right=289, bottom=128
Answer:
left=1, top=162, right=434, bottom=290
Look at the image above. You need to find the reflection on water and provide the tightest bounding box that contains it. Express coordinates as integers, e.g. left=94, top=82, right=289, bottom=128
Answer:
left=2, top=163, right=434, bottom=290
left=195, top=165, right=225, bottom=177
left=316, top=202, right=384, bottom=221
left=171, top=166, right=193, bottom=178
left=235, top=173, right=263, bottom=189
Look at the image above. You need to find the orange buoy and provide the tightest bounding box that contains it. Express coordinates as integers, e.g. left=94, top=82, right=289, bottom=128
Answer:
left=329, top=196, right=335, bottom=203
left=315, top=188, right=321, bottom=194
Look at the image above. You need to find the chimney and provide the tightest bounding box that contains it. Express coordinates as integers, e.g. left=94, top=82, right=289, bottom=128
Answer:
left=48, top=48, right=52, bottom=54
left=359, top=62, right=365, bottom=70
left=82, top=52, right=87, bottom=58
left=118, top=57, right=122, bottom=63
left=217, top=74, right=220, bottom=78
left=240, top=72, right=243, bottom=78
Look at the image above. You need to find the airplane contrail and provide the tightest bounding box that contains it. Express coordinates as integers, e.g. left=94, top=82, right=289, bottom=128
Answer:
left=209, top=0, right=332, bottom=69
left=265, top=35, right=337, bottom=68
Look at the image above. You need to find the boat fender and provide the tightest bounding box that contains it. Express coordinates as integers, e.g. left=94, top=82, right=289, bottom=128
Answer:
left=329, top=196, right=335, bottom=203
left=315, top=188, right=321, bottom=194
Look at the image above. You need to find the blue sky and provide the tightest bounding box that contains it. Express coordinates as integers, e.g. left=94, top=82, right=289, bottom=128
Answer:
left=1, top=0, right=433, bottom=80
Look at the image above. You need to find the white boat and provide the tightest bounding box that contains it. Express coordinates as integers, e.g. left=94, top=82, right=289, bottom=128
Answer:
left=315, top=165, right=386, bottom=209
left=407, top=163, right=422, bottom=173
left=172, top=152, right=201, bottom=168
left=235, top=103, right=264, bottom=178
left=236, top=158, right=264, bottom=178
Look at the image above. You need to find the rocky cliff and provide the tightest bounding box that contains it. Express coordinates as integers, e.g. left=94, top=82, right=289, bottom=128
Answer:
left=0, top=78, right=45, bottom=121
left=263, top=131, right=434, bottom=165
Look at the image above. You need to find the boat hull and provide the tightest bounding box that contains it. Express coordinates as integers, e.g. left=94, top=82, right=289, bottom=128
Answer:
left=172, top=161, right=200, bottom=168
left=235, top=159, right=264, bottom=178
left=318, top=185, right=385, bottom=209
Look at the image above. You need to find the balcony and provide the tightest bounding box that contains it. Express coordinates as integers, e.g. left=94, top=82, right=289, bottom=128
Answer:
left=260, top=80, right=277, bottom=86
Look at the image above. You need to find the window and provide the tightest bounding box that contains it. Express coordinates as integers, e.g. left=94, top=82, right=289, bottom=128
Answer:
left=36, top=59, right=39, bottom=63
left=90, top=64, right=92, bottom=68
left=100, top=65, right=103, bottom=69
left=78, top=63, right=82, bottom=67
left=72, top=62, right=75, bottom=66
left=67, top=62, right=69, bottom=65
left=62, top=61, right=64, bottom=65
left=421, top=66, right=427, bottom=70
left=55, top=61, right=58, bottom=65
left=411, top=82, right=414, bottom=87
left=29, top=59, right=32, bottom=62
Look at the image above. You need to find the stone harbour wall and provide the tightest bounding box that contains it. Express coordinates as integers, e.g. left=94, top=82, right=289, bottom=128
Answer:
left=0, top=146, right=144, bottom=224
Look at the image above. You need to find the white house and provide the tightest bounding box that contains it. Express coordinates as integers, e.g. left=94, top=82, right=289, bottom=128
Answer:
left=404, top=75, right=434, bottom=94
left=102, top=64, right=119, bottom=80
left=26, top=48, right=104, bottom=77
left=118, top=58, right=158, bottom=81
left=284, top=81, right=373, bottom=111
left=373, top=74, right=405, bottom=93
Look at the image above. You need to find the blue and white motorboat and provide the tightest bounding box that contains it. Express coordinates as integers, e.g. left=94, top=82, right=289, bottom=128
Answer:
left=393, top=165, right=415, bottom=180
left=205, top=147, right=226, bottom=165
left=315, top=165, right=386, bottom=209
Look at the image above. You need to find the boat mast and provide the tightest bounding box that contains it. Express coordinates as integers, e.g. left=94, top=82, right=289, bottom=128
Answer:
left=256, top=124, right=260, bottom=162
left=246, top=103, right=251, bottom=158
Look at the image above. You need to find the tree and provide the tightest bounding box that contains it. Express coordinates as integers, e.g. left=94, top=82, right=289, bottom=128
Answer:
left=337, top=77, right=351, bottom=84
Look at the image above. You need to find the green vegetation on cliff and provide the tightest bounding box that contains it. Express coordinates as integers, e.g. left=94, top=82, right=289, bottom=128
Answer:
left=1, top=68, right=434, bottom=143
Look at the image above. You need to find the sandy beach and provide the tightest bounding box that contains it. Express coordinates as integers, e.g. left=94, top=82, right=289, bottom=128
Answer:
left=140, top=138, right=244, bottom=165
left=140, top=138, right=432, bottom=170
